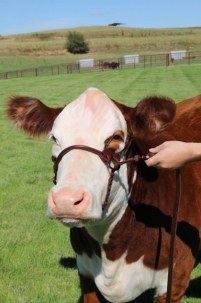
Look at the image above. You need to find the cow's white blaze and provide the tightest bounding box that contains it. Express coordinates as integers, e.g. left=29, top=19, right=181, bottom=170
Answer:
left=47, top=87, right=129, bottom=226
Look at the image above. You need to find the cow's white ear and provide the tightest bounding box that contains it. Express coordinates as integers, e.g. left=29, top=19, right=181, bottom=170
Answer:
left=6, top=96, right=64, bottom=136
left=131, top=95, right=176, bottom=136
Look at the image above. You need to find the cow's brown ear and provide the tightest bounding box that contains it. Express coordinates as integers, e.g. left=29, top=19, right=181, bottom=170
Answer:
left=130, top=95, right=176, bottom=137
left=6, top=96, right=64, bottom=136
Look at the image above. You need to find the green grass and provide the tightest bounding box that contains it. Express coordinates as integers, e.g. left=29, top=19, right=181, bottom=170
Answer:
left=1, top=66, right=201, bottom=303
left=0, top=56, right=74, bottom=73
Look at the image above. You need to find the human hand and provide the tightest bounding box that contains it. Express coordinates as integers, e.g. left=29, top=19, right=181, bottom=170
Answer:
left=145, top=141, right=198, bottom=170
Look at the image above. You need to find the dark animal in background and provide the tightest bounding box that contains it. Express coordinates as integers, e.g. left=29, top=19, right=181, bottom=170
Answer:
left=102, top=62, right=119, bottom=69
left=102, top=62, right=111, bottom=69
left=110, top=61, right=120, bottom=69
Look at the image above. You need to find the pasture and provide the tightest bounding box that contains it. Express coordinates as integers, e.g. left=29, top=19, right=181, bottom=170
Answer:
left=1, top=65, right=201, bottom=303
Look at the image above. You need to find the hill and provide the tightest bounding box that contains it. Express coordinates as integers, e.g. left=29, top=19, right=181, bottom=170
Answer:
left=0, top=26, right=201, bottom=60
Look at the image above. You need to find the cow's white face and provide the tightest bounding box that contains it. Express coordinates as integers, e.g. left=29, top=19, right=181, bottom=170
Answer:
left=47, top=88, right=128, bottom=227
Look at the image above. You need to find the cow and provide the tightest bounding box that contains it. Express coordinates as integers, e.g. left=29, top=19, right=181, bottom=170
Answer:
left=110, top=62, right=120, bottom=69
left=6, top=88, right=201, bottom=303
left=102, top=62, right=120, bottom=69
left=102, top=62, right=111, bottom=69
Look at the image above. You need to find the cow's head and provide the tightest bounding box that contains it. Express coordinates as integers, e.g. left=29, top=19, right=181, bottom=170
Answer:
left=6, top=88, right=175, bottom=228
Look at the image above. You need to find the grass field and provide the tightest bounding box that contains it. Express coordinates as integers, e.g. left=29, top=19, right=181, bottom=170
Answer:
left=1, top=65, right=201, bottom=303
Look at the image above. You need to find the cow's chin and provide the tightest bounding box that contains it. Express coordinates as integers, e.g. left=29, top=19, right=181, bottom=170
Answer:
left=47, top=209, right=102, bottom=228
left=60, top=217, right=90, bottom=228
left=47, top=209, right=88, bottom=227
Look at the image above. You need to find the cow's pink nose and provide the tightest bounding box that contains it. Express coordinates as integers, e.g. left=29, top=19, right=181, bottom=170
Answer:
left=48, top=188, right=90, bottom=218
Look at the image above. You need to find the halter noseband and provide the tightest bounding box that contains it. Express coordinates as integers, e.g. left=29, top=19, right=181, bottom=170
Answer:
left=51, top=142, right=150, bottom=210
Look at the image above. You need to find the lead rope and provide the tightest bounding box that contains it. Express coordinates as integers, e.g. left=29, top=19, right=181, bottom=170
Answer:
left=166, top=169, right=181, bottom=303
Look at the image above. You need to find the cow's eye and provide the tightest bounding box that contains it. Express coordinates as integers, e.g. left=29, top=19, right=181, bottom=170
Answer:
left=50, top=135, right=56, bottom=142
left=104, top=131, right=125, bottom=151
left=50, top=135, right=59, bottom=145
left=113, top=134, right=124, bottom=141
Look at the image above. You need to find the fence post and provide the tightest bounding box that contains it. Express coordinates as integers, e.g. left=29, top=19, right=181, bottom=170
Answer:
left=67, top=64, right=72, bottom=74
left=35, top=68, right=38, bottom=77
left=120, top=57, right=123, bottom=70
left=100, top=60, right=103, bottom=72
left=166, top=54, right=169, bottom=67
left=144, top=56, right=146, bottom=68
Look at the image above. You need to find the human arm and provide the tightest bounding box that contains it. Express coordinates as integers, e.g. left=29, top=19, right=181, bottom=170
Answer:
left=145, top=141, right=201, bottom=170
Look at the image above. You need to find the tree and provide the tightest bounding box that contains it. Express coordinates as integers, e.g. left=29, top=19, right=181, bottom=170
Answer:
left=66, top=31, right=89, bottom=54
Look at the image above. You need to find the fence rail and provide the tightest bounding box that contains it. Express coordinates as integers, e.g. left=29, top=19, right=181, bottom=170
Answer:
left=1, top=51, right=201, bottom=80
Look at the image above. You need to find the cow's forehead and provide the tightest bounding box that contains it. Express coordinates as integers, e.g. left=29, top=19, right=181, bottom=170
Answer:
left=52, top=88, right=127, bottom=141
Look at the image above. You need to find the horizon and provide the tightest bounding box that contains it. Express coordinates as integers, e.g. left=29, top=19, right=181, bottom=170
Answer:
left=2, top=25, right=201, bottom=37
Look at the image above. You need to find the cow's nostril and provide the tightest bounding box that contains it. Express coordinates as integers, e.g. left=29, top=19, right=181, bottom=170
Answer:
left=74, top=199, right=83, bottom=205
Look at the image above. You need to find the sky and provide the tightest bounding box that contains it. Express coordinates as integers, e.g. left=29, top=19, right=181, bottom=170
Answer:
left=1, top=0, right=201, bottom=36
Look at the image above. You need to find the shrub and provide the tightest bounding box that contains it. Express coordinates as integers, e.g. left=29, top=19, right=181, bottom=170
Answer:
left=66, top=31, right=89, bottom=54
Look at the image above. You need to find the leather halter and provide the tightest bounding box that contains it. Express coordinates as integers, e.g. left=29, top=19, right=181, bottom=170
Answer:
left=52, top=142, right=149, bottom=210
left=51, top=143, right=181, bottom=303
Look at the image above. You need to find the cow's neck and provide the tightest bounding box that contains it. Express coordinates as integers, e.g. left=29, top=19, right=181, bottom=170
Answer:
left=86, top=202, right=128, bottom=244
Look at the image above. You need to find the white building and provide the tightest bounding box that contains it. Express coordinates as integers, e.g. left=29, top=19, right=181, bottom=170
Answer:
left=170, top=50, right=186, bottom=60
left=76, top=59, right=94, bottom=68
left=122, top=54, right=139, bottom=64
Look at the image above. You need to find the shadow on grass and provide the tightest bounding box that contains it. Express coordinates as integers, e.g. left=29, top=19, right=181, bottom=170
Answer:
left=59, top=256, right=77, bottom=269
left=185, top=250, right=201, bottom=299
left=59, top=254, right=201, bottom=302
left=185, top=276, right=201, bottom=298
